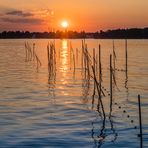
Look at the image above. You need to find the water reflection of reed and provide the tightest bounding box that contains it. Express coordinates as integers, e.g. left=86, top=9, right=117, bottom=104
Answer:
left=91, top=114, right=117, bottom=148
left=109, top=117, right=118, bottom=142
left=91, top=118, right=105, bottom=148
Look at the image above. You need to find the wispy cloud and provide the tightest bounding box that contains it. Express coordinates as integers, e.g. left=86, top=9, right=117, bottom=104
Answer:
left=0, top=9, right=45, bottom=24
left=0, top=7, right=52, bottom=31
left=6, top=10, right=33, bottom=17
left=1, top=17, right=44, bottom=24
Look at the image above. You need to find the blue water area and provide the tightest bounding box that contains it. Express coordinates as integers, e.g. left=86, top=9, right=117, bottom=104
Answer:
left=0, top=39, right=148, bottom=148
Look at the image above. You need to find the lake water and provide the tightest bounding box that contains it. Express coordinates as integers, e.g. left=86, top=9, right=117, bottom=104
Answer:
left=0, top=39, right=148, bottom=148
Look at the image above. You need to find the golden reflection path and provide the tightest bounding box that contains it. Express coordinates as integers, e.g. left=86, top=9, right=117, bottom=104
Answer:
left=58, top=39, right=69, bottom=96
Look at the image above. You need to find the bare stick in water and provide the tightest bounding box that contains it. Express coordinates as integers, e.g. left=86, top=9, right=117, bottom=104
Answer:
left=93, top=48, right=96, bottom=97
left=112, top=40, right=116, bottom=70
left=92, top=66, right=106, bottom=119
left=125, top=39, right=128, bottom=77
left=109, top=54, right=113, bottom=117
left=98, top=44, right=102, bottom=111
left=138, top=94, right=143, bottom=148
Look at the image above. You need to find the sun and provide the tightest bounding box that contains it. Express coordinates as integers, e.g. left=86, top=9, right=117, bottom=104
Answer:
left=61, top=21, right=68, bottom=28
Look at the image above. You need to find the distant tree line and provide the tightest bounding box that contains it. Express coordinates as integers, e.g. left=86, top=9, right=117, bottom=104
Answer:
left=0, top=28, right=148, bottom=39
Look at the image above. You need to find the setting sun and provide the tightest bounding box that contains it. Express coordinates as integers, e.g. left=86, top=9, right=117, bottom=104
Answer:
left=61, top=21, right=68, bottom=28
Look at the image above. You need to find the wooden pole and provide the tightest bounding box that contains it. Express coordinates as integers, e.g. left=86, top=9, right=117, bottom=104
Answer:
left=81, top=40, right=84, bottom=74
left=93, top=48, right=96, bottom=96
left=125, top=39, right=128, bottom=77
left=92, top=66, right=106, bottom=119
left=138, top=94, right=143, bottom=148
left=99, top=44, right=102, bottom=99
left=110, top=54, right=113, bottom=117
left=113, top=40, right=116, bottom=70
left=47, top=44, right=49, bottom=64
left=99, top=44, right=102, bottom=81
left=33, top=43, right=35, bottom=61
left=76, top=48, right=78, bottom=64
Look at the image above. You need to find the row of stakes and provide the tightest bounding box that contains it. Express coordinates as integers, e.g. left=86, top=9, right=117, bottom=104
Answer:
left=24, top=39, right=143, bottom=147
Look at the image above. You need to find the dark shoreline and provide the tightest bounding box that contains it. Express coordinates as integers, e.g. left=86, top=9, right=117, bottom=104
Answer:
left=0, top=37, right=148, bottom=39
left=0, top=27, right=148, bottom=39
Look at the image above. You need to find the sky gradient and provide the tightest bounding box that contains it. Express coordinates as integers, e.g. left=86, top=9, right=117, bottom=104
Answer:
left=0, top=0, right=148, bottom=32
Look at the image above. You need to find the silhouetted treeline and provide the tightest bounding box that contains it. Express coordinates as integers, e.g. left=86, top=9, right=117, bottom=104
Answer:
left=94, top=28, right=148, bottom=39
left=0, top=28, right=148, bottom=39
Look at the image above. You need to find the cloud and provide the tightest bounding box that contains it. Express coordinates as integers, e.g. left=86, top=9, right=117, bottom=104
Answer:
left=1, top=17, right=44, bottom=24
left=6, top=10, right=33, bottom=17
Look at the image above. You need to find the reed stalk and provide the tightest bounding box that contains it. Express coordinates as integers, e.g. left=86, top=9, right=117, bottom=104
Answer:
left=109, top=54, right=113, bottom=117
left=33, top=43, right=35, bottom=61
left=93, top=48, right=96, bottom=97
left=92, top=66, right=106, bottom=119
left=25, top=42, right=42, bottom=70
left=125, top=39, right=128, bottom=77
left=76, top=48, right=78, bottom=64
left=47, top=41, right=56, bottom=80
left=112, top=40, right=116, bottom=70
left=70, top=42, right=76, bottom=74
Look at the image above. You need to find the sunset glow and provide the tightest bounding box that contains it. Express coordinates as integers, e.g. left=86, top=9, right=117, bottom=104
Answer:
left=0, top=0, right=148, bottom=147
left=61, top=21, right=68, bottom=29
left=0, top=0, right=148, bottom=32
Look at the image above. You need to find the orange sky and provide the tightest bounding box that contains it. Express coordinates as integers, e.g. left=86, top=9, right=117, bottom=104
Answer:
left=0, top=0, right=148, bottom=31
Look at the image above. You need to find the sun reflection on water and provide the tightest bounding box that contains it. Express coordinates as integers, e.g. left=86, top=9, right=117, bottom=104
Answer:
left=59, top=39, right=69, bottom=87
left=62, top=39, right=68, bottom=49
left=60, top=39, right=68, bottom=71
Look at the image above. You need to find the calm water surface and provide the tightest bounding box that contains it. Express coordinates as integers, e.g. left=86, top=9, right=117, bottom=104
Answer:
left=0, top=39, right=148, bottom=148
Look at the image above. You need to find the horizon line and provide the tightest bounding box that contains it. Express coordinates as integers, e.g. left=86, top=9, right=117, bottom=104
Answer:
left=1, top=27, right=148, bottom=33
